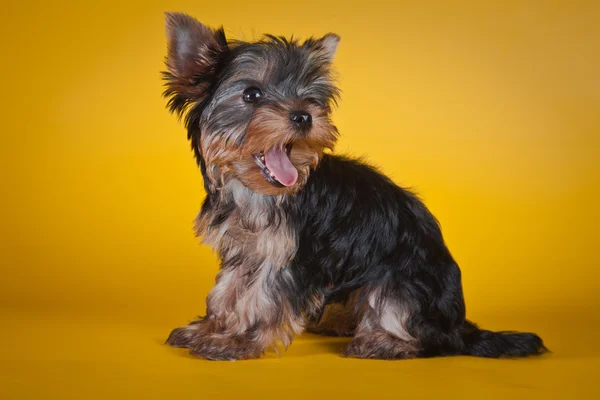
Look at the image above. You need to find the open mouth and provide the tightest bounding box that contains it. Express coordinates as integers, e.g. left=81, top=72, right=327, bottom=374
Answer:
left=252, top=143, right=298, bottom=187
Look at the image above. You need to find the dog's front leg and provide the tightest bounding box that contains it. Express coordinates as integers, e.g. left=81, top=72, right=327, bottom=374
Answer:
left=166, top=263, right=304, bottom=360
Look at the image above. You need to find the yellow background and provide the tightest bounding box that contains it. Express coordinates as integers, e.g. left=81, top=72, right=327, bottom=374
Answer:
left=1, top=0, right=599, bottom=398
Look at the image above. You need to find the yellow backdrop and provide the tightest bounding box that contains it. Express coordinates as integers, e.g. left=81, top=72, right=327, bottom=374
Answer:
left=1, top=0, right=599, bottom=399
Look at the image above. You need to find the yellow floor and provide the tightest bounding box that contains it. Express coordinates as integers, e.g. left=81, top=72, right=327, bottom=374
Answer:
left=1, top=307, right=598, bottom=399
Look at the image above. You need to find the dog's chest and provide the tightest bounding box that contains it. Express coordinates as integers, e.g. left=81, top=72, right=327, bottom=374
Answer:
left=196, top=180, right=297, bottom=269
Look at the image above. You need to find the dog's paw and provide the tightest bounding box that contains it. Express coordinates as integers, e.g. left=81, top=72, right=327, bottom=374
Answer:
left=188, top=334, right=263, bottom=361
left=343, top=332, right=419, bottom=360
left=166, top=322, right=263, bottom=361
left=166, top=325, right=201, bottom=348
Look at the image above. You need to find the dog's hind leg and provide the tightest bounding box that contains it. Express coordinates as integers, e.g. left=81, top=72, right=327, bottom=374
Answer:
left=343, top=284, right=421, bottom=359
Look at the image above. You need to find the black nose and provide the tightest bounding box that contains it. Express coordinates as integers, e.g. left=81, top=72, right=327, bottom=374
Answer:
left=289, top=111, right=312, bottom=127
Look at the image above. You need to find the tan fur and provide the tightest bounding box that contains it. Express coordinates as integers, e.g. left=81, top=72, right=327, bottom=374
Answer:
left=343, top=286, right=420, bottom=359
left=308, top=289, right=362, bottom=336
left=199, top=102, right=337, bottom=196
left=343, top=329, right=419, bottom=360
left=367, top=287, right=415, bottom=342
left=307, top=303, right=358, bottom=337
left=173, top=179, right=304, bottom=359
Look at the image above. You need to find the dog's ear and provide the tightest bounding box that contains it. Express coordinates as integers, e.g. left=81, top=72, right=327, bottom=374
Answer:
left=163, top=13, right=228, bottom=116
left=316, top=33, right=340, bottom=63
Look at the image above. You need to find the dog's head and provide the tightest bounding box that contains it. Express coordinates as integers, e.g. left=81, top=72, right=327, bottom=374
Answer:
left=163, top=13, right=340, bottom=195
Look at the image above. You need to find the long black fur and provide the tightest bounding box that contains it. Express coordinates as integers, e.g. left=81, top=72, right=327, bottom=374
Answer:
left=199, top=153, right=547, bottom=358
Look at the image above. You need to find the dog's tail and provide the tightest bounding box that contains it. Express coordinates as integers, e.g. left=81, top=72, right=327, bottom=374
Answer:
left=461, top=320, right=548, bottom=358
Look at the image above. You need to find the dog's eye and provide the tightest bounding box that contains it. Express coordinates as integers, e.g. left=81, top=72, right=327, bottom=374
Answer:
left=243, top=87, right=263, bottom=103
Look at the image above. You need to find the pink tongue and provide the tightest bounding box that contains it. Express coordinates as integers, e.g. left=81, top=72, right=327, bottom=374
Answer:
left=264, top=147, right=298, bottom=186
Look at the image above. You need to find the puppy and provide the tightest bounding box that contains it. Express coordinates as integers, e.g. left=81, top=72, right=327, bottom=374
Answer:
left=162, top=13, right=547, bottom=360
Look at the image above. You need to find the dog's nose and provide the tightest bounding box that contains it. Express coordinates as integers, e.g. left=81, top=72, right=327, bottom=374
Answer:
left=289, top=111, right=312, bottom=128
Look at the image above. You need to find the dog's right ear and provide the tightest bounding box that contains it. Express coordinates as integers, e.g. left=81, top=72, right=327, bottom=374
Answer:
left=163, top=13, right=228, bottom=116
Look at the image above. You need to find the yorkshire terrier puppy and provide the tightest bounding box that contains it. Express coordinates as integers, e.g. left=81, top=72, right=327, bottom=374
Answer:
left=163, top=13, right=547, bottom=360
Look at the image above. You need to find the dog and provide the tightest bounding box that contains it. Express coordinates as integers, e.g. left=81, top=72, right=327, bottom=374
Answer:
left=162, top=13, right=547, bottom=361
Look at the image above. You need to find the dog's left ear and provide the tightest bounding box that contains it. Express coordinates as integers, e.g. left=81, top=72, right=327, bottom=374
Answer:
left=316, top=33, right=340, bottom=63
left=163, top=13, right=228, bottom=115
